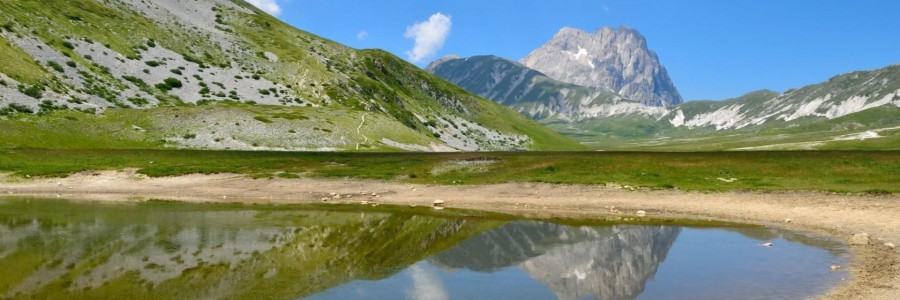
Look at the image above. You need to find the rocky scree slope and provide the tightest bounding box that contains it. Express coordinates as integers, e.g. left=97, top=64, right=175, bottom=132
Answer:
left=0, top=0, right=579, bottom=151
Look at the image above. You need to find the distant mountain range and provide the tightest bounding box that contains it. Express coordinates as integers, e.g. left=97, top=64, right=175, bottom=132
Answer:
left=428, top=27, right=900, bottom=150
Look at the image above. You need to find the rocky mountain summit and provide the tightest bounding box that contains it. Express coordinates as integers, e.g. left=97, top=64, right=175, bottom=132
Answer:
left=521, top=26, right=683, bottom=107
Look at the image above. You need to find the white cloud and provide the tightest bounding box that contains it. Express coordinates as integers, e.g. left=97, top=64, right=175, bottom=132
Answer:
left=406, top=265, right=449, bottom=300
left=246, top=0, right=282, bottom=16
left=357, top=31, right=368, bottom=40
left=404, top=12, right=452, bottom=63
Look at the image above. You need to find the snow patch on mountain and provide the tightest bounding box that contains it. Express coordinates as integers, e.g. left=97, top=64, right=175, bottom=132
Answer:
left=565, top=47, right=589, bottom=60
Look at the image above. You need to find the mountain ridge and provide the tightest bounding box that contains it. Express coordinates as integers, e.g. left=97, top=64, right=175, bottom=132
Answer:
left=666, top=65, right=900, bottom=130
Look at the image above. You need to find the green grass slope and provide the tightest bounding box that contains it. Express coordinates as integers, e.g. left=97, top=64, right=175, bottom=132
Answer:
left=0, top=0, right=581, bottom=151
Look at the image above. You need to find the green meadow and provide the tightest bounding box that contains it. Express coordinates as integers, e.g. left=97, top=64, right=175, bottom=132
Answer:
left=1, top=149, right=897, bottom=193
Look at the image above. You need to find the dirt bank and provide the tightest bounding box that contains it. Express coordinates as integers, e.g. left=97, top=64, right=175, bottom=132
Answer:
left=1, top=170, right=898, bottom=299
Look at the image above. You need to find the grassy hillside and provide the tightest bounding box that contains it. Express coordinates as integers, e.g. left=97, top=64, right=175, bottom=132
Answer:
left=0, top=0, right=582, bottom=151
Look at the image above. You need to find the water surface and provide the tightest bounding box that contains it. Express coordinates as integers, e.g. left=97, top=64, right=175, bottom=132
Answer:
left=0, top=197, right=847, bottom=299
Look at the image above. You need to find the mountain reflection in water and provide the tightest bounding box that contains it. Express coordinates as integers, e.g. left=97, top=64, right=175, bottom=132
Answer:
left=308, top=220, right=846, bottom=300
left=429, top=222, right=681, bottom=300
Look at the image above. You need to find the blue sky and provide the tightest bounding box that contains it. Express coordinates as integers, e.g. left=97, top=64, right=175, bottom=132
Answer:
left=256, top=0, right=900, bottom=101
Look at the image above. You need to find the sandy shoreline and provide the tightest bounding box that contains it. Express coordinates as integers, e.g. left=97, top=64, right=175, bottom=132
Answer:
left=1, top=170, right=898, bottom=299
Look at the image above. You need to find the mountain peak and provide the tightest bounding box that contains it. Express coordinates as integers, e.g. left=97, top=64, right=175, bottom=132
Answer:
left=425, top=54, right=461, bottom=72
left=521, top=26, right=681, bottom=107
left=557, top=26, right=647, bottom=48
left=556, top=25, right=639, bottom=36
left=555, top=26, right=587, bottom=37
left=598, top=26, right=648, bottom=48
left=601, top=25, right=637, bottom=33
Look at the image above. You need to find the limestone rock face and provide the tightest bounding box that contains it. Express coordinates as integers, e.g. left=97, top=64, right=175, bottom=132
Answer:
left=521, top=26, right=683, bottom=107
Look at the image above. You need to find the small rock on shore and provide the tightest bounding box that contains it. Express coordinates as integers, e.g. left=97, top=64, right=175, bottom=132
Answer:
left=850, top=233, right=870, bottom=245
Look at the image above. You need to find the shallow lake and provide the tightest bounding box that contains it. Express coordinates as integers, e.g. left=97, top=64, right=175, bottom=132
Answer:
left=0, top=197, right=847, bottom=299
